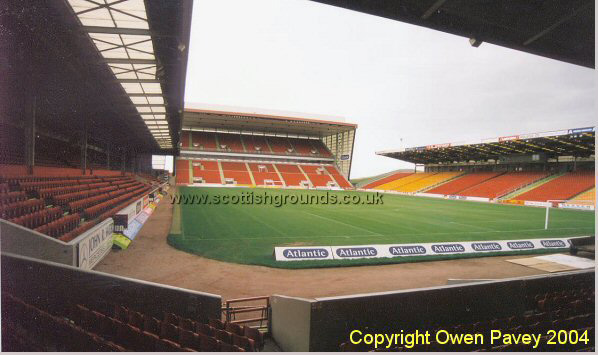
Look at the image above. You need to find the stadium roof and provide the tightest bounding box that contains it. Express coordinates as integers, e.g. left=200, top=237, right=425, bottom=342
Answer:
left=377, top=127, right=596, bottom=164
left=2, top=0, right=192, bottom=153
left=312, top=0, right=595, bottom=68
left=183, top=106, right=357, bottom=137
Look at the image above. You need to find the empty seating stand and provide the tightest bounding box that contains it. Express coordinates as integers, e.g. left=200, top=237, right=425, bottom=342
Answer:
left=458, top=171, right=548, bottom=199
left=267, top=137, right=293, bottom=154
left=190, top=132, right=217, bottom=150
left=276, top=164, right=308, bottom=187
left=221, top=162, right=252, bottom=185
left=9, top=207, right=63, bottom=230
left=302, top=165, right=334, bottom=187
left=338, top=285, right=595, bottom=352
left=1, top=174, right=154, bottom=242
left=394, top=172, right=463, bottom=193
left=362, top=172, right=413, bottom=189
left=181, top=130, right=334, bottom=158
left=217, top=133, right=245, bottom=153
left=324, top=166, right=352, bottom=188
left=247, top=163, right=282, bottom=186
left=426, top=172, right=502, bottom=195
left=192, top=160, right=223, bottom=184
left=376, top=173, right=434, bottom=191
left=0, top=199, right=44, bottom=219
left=1, top=293, right=263, bottom=352
left=569, top=187, right=595, bottom=205
left=514, top=171, right=595, bottom=202
left=242, top=135, right=272, bottom=154
left=176, top=159, right=191, bottom=185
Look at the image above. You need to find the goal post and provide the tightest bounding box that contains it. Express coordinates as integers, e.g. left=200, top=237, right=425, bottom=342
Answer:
left=545, top=200, right=595, bottom=229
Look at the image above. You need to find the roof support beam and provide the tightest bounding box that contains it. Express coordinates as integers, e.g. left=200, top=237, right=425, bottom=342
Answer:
left=523, top=3, right=590, bottom=46
left=83, top=26, right=151, bottom=36
left=421, top=0, right=447, bottom=19
left=117, top=79, right=162, bottom=83
left=129, top=93, right=164, bottom=97
left=104, top=58, right=157, bottom=65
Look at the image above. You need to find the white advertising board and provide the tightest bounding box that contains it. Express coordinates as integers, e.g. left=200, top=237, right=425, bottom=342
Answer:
left=77, top=218, right=114, bottom=270
left=274, top=237, right=572, bottom=261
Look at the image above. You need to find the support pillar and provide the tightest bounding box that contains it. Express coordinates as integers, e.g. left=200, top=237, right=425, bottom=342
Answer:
left=121, top=151, right=126, bottom=176
left=106, top=147, right=110, bottom=170
left=24, top=95, right=36, bottom=175
left=80, top=129, right=88, bottom=175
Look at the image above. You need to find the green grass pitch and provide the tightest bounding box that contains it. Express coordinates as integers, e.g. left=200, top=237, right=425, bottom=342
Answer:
left=167, top=186, right=594, bottom=269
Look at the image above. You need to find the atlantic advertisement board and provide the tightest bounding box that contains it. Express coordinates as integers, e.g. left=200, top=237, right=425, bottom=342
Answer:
left=274, top=237, right=573, bottom=261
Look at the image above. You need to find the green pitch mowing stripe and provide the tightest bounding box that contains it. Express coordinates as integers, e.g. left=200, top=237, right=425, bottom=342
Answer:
left=167, top=187, right=594, bottom=269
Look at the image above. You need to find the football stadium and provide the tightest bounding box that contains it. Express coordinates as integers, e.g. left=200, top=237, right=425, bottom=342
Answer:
left=1, top=0, right=595, bottom=352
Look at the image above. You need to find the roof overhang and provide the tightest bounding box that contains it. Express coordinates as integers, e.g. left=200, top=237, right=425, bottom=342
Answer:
left=378, top=127, right=596, bottom=164
left=312, top=0, right=595, bottom=68
left=183, top=107, right=357, bottom=137
left=62, top=0, right=193, bottom=152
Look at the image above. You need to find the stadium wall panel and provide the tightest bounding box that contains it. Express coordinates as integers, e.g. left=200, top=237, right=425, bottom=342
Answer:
left=270, top=295, right=314, bottom=352
left=0, top=219, right=76, bottom=266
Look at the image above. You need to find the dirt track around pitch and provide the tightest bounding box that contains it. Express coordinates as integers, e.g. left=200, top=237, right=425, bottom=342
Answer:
left=95, top=191, right=550, bottom=301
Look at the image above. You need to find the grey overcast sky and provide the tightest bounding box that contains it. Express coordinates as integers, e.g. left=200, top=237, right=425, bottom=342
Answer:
left=184, top=0, right=595, bottom=179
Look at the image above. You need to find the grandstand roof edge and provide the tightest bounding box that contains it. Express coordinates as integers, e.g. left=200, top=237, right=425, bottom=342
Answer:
left=184, top=108, right=357, bottom=128
left=378, top=126, right=595, bottom=156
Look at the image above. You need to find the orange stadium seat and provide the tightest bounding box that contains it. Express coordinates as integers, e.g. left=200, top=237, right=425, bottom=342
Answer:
left=275, top=164, right=302, bottom=174
left=242, top=135, right=272, bottom=154
left=514, top=171, right=595, bottom=202
left=181, top=131, right=190, bottom=148
left=221, top=161, right=253, bottom=184
left=300, top=165, right=323, bottom=174
left=426, top=172, right=503, bottom=195
left=217, top=133, right=245, bottom=153
left=307, top=173, right=334, bottom=187
left=363, top=173, right=413, bottom=189
left=458, top=171, right=548, bottom=199
left=279, top=174, right=307, bottom=187
left=175, top=160, right=190, bottom=185
left=247, top=163, right=282, bottom=186
left=276, top=164, right=309, bottom=186
left=288, top=138, right=316, bottom=155
left=301, top=165, right=335, bottom=187
left=191, top=160, right=222, bottom=184
left=221, top=162, right=248, bottom=171
left=191, top=132, right=217, bottom=150
left=394, top=172, right=462, bottom=192
left=222, top=171, right=253, bottom=185
left=324, top=166, right=352, bottom=188
left=267, top=137, right=293, bottom=154
left=569, top=187, right=595, bottom=205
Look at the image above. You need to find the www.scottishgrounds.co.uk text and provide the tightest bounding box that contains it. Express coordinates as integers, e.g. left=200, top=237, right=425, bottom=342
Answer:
left=169, top=191, right=384, bottom=207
